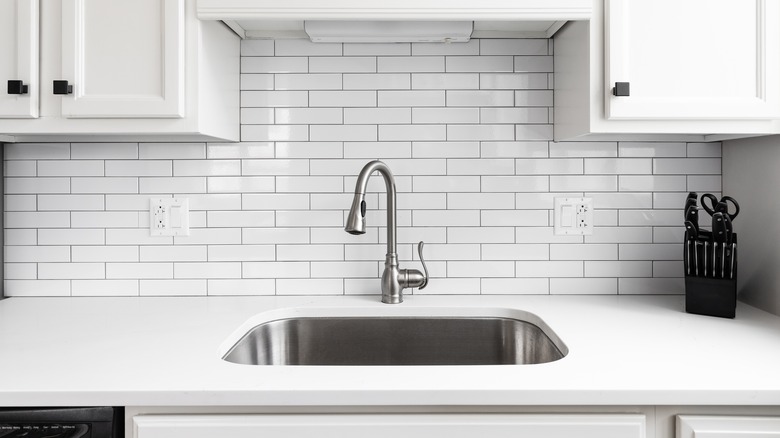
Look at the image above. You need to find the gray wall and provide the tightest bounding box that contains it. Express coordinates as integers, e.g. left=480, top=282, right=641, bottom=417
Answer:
left=723, top=135, right=780, bottom=316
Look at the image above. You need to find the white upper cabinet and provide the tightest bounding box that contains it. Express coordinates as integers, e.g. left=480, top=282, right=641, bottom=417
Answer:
left=0, top=0, right=239, bottom=142
left=60, top=0, right=184, bottom=118
left=554, top=0, right=780, bottom=141
left=0, top=0, right=38, bottom=118
left=605, top=0, right=780, bottom=121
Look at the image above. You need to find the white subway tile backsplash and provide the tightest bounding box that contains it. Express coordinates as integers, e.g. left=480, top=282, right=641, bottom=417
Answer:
left=515, top=261, right=582, bottom=277
left=5, top=143, right=70, bottom=160
left=448, top=158, right=514, bottom=175
left=550, top=142, right=617, bottom=158
left=73, top=177, right=138, bottom=194
left=654, top=158, right=721, bottom=174
left=514, top=90, right=553, bottom=107
left=73, top=279, right=139, bottom=296
left=687, top=142, right=722, bottom=157
left=243, top=261, right=309, bottom=278
left=107, top=263, right=172, bottom=279
left=240, top=39, right=274, bottom=56
left=139, top=143, right=206, bottom=159
left=481, top=243, right=548, bottom=260
left=378, top=90, right=445, bottom=107
left=242, top=57, right=308, bottom=73
left=309, top=91, right=377, bottom=107
left=585, top=261, right=651, bottom=277
left=447, top=90, right=514, bottom=107
left=106, top=160, right=172, bottom=177
left=482, top=278, right=549, bottom=294
left=71, top=212, right=138, bottom=228
left=5, top=38, right=717, bottom=298
left=377, top=56, right=444, bottom=72
left=38, top=160, right=103, bottom=177
left=5, top=161, right=36, bottom=177
left=343, top=74, right=410, bottom=90
left=550, top=244, right=617, bottom=261
left=446, top=56, right=513, bottom=73
left=6, top=246, right=71, bottom=262
left=6, top=178, right=71, bottom=194
left=242, top=108, right=275, bottom=125
left=5, top=195, right=36, bottom=211
left=139, top=177, right=204, bottom=194
left=274, top=39, right=341, bottom=56
left=687, top=175, right=722, bottom=192
left=481, top=107, right=548, bottom=124
left=6, top=212, right=70, bottom=229
left=481, top=142, right=548, bottom=158
left=310, top=125, right=378, bottom=142
left=380, top=125, right=446, bottom=141
left=72, top=246, right=139, bottom=262
left=480, top=39, right=547, bottom=55
left=274, top=74, right=342, bottom=90
left=618, top=278, right=684, bottom=295
left=207, top=279, right=275, bottom=295
left=618, top=142, right=686, bottom=157
left=411, top=73, right=479, bottom=90
left=5, top=280, right=70, bottom=296
left=140, top=279, right=207, bottom=296
left=309, top=57, right=375, bottom=73
left=240, top=74, right=274, bottom=90
left=550, top=175, right=617, bottom=192
left=514, top=56, right=553, bottom=72
left=39, top=229, right=104, bottom=245
left=277, top=278, right=344, bottom=295
left=345, top=43, right=410, bottom=56
left=412, top=108, right=479, bottom=124
left=549, top=278, right=617, bottom=295
left=619, top=175, right=687, bottom=192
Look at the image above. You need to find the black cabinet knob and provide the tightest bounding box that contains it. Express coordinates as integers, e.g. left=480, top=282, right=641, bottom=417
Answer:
left=7, top=80, right=28, bottom=95
left=612, top=82, right=630, bottom=97
left=53, top=80, right=73, bottom=95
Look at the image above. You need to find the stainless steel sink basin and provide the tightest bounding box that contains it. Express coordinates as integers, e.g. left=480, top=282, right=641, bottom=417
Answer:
left=222, top=314, right=567, bottom=366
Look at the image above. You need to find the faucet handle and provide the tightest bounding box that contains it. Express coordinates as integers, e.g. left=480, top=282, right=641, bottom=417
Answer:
left=417, top=241, right=429, bottom=290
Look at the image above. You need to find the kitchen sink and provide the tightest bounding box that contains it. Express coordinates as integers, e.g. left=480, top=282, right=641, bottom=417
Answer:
left=222, top=311, right=567, bottom=366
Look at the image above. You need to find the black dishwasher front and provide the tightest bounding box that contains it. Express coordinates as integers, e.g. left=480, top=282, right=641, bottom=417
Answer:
left=0, top=407, right=122, bottom=438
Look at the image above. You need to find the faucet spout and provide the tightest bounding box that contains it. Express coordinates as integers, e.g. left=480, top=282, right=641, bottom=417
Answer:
left=345, top=160, right=396, bottom=254
left=345, top=160, right=427, bottom=304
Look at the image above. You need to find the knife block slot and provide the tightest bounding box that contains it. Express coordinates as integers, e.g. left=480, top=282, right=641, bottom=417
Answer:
left=684, top=276, right=736, bottom=318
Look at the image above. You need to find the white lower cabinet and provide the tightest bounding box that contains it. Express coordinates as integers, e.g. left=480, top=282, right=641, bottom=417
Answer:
left=677, top=415, right=780, bottom=438
left=134, top=414, right=646, bottom=438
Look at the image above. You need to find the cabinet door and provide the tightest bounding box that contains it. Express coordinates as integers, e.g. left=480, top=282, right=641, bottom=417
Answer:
left=677, top=415, right=780, bottom=437
left=605, top=0, right=780, bottom=120
left=0, top=0, right=38, bottom=118
left=60, top=0, right=184, bottom=118
left=134, top=414, right=646, bottom=438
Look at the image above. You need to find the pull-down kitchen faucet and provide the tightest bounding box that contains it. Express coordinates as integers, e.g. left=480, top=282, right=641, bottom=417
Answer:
left=345, top=160, right=428, bottom=304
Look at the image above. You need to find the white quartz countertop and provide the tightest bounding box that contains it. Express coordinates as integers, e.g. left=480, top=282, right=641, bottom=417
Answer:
left=1, top=294, right=779, bottom=407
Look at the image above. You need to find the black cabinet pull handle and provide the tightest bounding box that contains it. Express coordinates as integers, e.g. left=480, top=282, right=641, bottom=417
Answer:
left=612, top=82, right=630, bottom=97
left=53, top=80, right=73, bottom=95
left=7, top=80, right=28, bottom=95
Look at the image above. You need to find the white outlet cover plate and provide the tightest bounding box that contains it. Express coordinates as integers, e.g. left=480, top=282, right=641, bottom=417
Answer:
left=554, top=197, right=593, bottom=236
left=150, top=197, right=190, bottom=236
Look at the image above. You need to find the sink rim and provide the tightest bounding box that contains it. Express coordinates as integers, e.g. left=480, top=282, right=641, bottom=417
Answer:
left=218, top=306, right=569, bottom=365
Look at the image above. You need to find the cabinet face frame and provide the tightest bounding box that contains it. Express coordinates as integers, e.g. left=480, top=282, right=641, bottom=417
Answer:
left=133, top=414, right=646, bottom=438
left=0, top=0, right=39, bottom=118
left=605, top=0, right=780, bottom=121
left=60, top=0, right=185, bottom=118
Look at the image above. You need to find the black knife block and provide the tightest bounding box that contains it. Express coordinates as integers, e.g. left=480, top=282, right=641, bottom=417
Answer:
left=684, top=234, right=737, bottom=319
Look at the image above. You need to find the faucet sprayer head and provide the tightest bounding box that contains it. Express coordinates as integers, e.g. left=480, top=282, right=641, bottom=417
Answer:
left=345, top=193, right=366, bottom=235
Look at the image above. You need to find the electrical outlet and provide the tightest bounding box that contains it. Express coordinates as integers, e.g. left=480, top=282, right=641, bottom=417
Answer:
left=150, top=197, right=190, bottom=236
left=554, top=197, right=593, bottom=235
